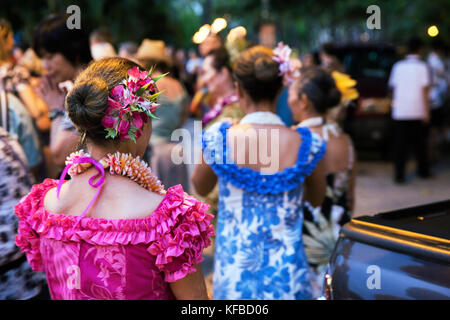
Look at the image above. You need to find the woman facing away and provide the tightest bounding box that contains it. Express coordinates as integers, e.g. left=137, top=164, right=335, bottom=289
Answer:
left=288, top=66, right=356, bottom=298
left=14, top=57, right=214, bottom=300
left=192, top=46, right=327, bottom=300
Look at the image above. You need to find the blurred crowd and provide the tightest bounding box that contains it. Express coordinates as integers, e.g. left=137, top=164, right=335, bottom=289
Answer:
left=0, top=12, right=449, bottom=300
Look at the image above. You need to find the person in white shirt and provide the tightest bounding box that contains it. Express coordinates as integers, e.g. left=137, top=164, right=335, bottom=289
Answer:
left=388, top=36, right=431, bottom=183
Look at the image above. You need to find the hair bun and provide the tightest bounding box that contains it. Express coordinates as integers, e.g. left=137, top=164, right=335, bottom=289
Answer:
left=327, top=87, right=342, bottom=109
left=254, top=56, right=279, bottom=82
left=66, top=76, right=109, bottom=132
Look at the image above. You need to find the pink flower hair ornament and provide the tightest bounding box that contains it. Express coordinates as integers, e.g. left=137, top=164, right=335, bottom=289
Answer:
left=101, top=66, right=168, bottom=143
left=272, top=42, right=302, bottom=85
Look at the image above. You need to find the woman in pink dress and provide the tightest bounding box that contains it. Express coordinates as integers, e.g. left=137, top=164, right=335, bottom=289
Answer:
left=14, top=57, right=214, bottom=300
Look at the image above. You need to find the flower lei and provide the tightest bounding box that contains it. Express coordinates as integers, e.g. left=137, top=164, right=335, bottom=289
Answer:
left=202, top=93, right=239, bottom=126
left=65, top=150, right=166, bottom=195
left=272, top=42, right=301, bottom=85
left=101, top=66, right=167, bottom=143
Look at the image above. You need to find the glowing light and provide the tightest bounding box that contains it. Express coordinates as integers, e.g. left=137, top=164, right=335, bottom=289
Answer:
left=211, top=18, right=227, bottom=34
left=427, top=25, right=439, bottom=37
left=193, top=24, right=211, bottom=44
left=226, top=26, right=247, bottom=42
left=360, top=32, right=370, bottom=42
left=199, top=24, right=211, bottom=35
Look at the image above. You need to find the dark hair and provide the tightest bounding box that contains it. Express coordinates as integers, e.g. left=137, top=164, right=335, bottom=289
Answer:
left=32, top=14, right=91, bottom=66
left=407, top=36, right=423, bottom=54
left=66, top=57, right=141, bottom=144
left=233, top=45, right=282, bottom=103
left=294, top=67, right=341, bottom=114
left=90, top=27, right=114, bottom=44
left=119, top=41, right=138, bottom=55
left=321, top=42, right=338, bottom=56
left=206, top=47, right=231, bottom=73
left=138, top=58, right=171, bottom=74
left=430, top=38, right=444, bottom=52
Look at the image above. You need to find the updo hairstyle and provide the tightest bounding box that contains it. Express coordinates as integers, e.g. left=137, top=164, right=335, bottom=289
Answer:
left=65, top=57, right=141, bottom=144
left=233, top=45, right=283, bottom=103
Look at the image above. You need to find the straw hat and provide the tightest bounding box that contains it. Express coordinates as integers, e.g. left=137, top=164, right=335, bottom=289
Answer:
left=136, top=39, right=168, bottom=61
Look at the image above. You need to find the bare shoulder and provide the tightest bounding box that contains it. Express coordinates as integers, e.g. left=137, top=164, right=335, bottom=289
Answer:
left=43, top=174, right=167, bottom=219
left=105, top=176, right=166, bottom=219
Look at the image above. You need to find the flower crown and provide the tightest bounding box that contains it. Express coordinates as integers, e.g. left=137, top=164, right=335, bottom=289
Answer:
left=272, top=42, right=301, bottom=85
left=101, top=66, right=167, bottom=142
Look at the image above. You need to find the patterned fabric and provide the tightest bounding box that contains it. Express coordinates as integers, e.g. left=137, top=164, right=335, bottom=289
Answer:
left=4, top=92, right=42, bottom=168
left=202, top=121, right=326, bottom=300
left=14, top=180, right=214, bottom=300
left=0, top=127, right=46, bottom=300
left=302, top=138, right=353, bottom=299
left=0, top=63, right=30, bottom=97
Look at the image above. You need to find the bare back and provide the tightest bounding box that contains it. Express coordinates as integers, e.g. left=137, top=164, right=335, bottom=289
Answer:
left=44, top=169, right=165, bottom=220
left=309, top=126, right=354, bottom=174
left=228, top=124, right=302, bottom=174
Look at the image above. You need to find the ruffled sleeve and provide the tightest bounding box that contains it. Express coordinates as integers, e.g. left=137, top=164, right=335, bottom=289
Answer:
left=14, top=179, right=55, bottom=272
left=147, top=185, right=215, bottom=282
left=202, top=121, right=229, bottom=166
left=297, top=127, right=327, bottom=176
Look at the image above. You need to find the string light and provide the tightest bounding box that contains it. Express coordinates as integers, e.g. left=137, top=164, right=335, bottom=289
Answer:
left=193, top=24, right=211, bottom=44
left=427, top=25, right=439, bottom=37
left=211, top=18, right=227, bottom=34
left=226, top=26, right=247, bottom=42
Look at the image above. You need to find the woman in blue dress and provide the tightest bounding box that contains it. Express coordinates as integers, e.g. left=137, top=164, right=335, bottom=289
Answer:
left=192, top=46, right=327, bottom=300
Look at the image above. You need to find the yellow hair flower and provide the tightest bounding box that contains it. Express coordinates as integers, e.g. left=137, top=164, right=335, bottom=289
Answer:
left=331, top=71, right=359, bottom=103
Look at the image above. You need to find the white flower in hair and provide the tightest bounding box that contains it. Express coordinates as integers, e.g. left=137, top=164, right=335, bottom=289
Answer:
left=273, top=42, right=301, bottom=84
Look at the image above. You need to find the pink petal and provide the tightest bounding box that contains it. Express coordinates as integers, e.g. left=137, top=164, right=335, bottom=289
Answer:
left=102, top=117, right=116, bottom=128
left=127, top=66, right=140, bottom=78
left=110, top=86, right=124, bottom=101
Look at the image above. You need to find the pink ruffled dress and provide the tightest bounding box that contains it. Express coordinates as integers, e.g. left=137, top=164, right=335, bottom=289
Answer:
left=14, top=179, right=214, bottom=300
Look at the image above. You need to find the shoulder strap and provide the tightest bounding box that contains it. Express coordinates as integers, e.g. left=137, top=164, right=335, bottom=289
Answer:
left=57, top=157, right=105, bottom=227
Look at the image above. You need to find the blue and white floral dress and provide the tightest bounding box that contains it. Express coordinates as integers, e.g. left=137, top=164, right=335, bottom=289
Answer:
left=202, top=117, right=326, bottom=300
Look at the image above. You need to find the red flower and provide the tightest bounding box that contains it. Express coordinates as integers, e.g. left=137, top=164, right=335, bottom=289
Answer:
left=131, top=111, right=143, bottom=128
left=102, top=116, right=116, bottom=128
left=118, top=119, right=130, bottom=138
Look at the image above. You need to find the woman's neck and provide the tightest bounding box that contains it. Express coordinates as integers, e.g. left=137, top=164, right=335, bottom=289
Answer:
left=299, top=110, right=323, bottom=123
left=86, top=142, right=141, bottom=161
left=243, top=100, right=275, bottom=114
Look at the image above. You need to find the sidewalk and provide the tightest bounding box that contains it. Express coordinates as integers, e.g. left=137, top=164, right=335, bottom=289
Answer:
left=353, top=157, right=450, bottom=217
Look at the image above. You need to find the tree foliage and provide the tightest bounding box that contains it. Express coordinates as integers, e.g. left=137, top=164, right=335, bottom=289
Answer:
left=0, top=0, right=448, bottom=50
